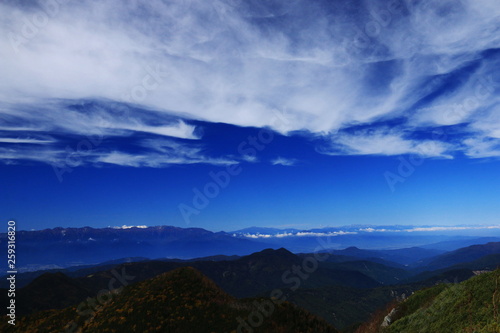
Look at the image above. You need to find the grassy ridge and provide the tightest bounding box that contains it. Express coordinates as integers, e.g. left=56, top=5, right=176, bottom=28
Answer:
left=386, top=269, right=500, bottom=333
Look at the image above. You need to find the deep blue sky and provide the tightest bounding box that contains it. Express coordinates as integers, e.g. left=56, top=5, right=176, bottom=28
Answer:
left=1, top=0, right=499, bottom=231
left=1, top=119, right=500, bottom=231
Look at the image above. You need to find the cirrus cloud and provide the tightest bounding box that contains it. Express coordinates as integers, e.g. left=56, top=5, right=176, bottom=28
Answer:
left=0, top=0, right=499, bottom=166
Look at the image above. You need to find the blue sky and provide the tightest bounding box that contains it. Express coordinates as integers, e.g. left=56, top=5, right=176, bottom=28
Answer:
left=0, top=0, right=499, bottom=231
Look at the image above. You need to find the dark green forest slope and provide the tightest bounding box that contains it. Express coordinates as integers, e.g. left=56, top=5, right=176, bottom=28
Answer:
left=358, top=269, right=500, bottom=333
left=1, top=267, right=339, bottom=333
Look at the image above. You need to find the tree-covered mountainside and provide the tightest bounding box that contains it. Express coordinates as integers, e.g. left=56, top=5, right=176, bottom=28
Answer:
left=0, top=267, right=339, bottom=333
left=284, top=283, right=414, bottom=331
left=5, top=272, right=93, bottom=316
left=357, top=269, right=500, bottom=333
left=2, top=246, right=500, bottom=332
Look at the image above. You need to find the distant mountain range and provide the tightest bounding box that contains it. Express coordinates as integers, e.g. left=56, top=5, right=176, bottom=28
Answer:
left=414, top=241, right=500, bottom=271
left=2, top=225, right=499, bottom=271
left=0, top=226, right=271, bottom=270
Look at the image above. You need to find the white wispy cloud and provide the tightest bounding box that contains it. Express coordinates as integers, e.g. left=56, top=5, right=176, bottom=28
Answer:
left=405, top=225, right=500, bottom=232
left=236, top=225, right=500, bottom=238
left=358, top=225, right=500, bottom=233
left=238, top=230, right=357, bottom=239
left=94, top=149, right=237, bottom=168
left=462, top=137, right=500, bottom=158
left=0, top=100, right=223, bottom=167
left=319, top=129, right=453, bottom=158
left=270, top=157, right=297, bottom=166
left=103, top=120, right=199, bottom=140
left=112, top=225, right=148, bottom=229
left=0, top=137, right=55, bottom=144
left=470, top=105, right=500, bottom=139
left=0, top=134, right=237, bottom=168
left=241, top=155, right=258, bottom=163
left=0, top=101, right=199, bottom=140
left=0, top=0, right=499, bottom=163
left=0, top=146, right=64, bottom=165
